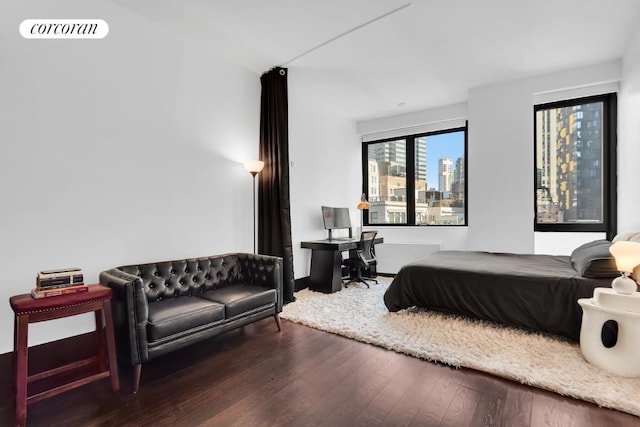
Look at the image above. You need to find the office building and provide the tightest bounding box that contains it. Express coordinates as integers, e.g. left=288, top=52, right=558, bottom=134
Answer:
left=452, top=155, right=465, bottom=204
left=438, top=158, right=453, bottom=192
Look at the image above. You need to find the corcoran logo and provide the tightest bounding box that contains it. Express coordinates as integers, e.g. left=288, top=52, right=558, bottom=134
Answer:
left=19, top=19, right=109, bottom=39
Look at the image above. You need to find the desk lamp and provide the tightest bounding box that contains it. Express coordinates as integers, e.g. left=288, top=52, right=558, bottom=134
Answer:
left=357, top=193, right=370, bottom=232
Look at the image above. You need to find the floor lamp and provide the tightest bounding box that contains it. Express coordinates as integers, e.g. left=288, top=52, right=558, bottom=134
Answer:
left=243, top=160, right=264, bottom=254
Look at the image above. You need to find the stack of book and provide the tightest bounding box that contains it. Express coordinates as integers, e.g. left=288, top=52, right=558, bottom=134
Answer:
left=32, top=268, right=88, bottom=299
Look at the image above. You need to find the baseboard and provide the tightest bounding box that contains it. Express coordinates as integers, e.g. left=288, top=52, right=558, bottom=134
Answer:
left=376, top=273, right=395, bottom=277
left=294, top=276, right=309, bottom=291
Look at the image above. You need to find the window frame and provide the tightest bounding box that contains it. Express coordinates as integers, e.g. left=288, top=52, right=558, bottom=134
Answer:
left=361, top=123, right=468, bottom=227
left=533, top=93, right=617, bottom=238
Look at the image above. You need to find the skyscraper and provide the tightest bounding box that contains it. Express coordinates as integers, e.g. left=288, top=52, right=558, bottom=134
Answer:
left=371, top=138, right=426, bottom=182
left=536, top=109, right=559, bottom=222
left=438, top=158, right=453, bottom=192
left=415, top=137, right=426, bottom=183
left=555, top=103, right=603, bottom=222
left=371, top=139, right=406, bottom=176
left=536, top=102, right=603, bottom=223
left=452, top=155, right=465, bottom=202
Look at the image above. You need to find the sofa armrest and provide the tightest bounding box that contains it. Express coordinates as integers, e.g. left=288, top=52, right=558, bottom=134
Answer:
left=236, top=253, right=283, bottom=312
left=99, top=268, right=149, bottom=366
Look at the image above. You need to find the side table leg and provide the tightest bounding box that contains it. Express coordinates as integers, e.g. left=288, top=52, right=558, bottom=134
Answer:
left=102, top=300, right=120, bottom=392
left=94, top=309, right=106, bottom=372
left=12, top=316, right=17, bottom=396
left=14, top=315, right=29, bottom=427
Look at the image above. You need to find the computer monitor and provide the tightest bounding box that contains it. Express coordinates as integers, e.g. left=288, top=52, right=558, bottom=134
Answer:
left=321, top=206, right=352, bottom=240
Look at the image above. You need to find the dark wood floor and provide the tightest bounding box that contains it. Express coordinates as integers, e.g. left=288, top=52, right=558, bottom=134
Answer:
left=1, top=317, right=639, bottom=427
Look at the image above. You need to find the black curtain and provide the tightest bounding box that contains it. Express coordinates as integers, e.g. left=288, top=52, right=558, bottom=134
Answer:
left=258, top=67, right=295, bottom=303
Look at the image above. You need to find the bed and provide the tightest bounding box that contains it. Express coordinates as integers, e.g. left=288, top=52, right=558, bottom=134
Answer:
left=383, top=239, right=622, bottom=341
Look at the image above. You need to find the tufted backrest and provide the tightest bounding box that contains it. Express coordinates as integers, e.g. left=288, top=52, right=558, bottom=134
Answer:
left=119, top=255, right=242, bottom=302
left=237, top=253, right=277, bottom=288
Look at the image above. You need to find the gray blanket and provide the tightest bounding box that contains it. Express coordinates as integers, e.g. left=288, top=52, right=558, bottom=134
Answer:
left=383, top=251, right=612, bottom=341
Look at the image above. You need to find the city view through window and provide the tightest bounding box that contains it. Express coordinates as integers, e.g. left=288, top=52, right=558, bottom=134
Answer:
left=365, top=130, right=466, bottom=225
left=535, top=101, right=604, bottom=225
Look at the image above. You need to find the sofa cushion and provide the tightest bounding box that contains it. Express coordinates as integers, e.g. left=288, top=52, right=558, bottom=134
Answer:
left=200, top=284, right=277, bottom=318
left=147, top=297, right=225, bottom=341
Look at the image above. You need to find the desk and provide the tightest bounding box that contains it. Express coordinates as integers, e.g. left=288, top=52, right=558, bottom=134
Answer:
left=9, top=284, right=119, bottom=426
left=301, top=237, right=383, bottom=293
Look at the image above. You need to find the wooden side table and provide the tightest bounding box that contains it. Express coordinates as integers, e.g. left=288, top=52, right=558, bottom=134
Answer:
left=9, top=284, right=120, bottom=426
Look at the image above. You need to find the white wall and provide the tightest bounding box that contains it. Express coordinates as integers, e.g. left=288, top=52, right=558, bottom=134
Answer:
left=468, top=60, right=622, bottom=253
left=288, top=70, right=362, bottom=278
left=467, top=78, right=535, bottom=252
left=619, top=24, right=640, bottom=233
left=0, top=3, right=260, bottom=353
left=534, top=232, right=606, bottom=256
left=352, top=61, right=626, bottom=257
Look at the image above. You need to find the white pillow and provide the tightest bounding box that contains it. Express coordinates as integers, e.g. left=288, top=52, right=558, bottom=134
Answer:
left=612, top=231, right=640, bottom=243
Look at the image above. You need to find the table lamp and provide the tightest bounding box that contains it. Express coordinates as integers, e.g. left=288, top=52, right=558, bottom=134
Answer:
left=609, top=240, right=640, bottom=294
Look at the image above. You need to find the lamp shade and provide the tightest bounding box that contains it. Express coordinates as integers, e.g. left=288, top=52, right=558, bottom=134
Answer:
left=357, top=193, right=370, bottom=210
left=609, top=241, right=640, bottom=273
left=243, top=160, right=264, bottom=175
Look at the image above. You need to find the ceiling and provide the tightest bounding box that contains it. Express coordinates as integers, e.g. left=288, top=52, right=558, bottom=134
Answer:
left=118, top=0, right=640, bottom=121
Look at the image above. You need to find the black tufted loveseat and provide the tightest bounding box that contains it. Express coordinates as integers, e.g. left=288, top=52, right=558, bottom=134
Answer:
left=99, top=253, right=282, bottom=392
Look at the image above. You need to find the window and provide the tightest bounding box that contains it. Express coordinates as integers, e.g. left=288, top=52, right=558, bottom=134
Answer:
left=534, top=93, right=617, bottom=236
left=362, top=125, right=467, bottom=226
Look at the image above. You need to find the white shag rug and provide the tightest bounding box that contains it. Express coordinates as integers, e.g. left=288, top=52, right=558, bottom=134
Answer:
left=281, top=279, right=640, bottom=417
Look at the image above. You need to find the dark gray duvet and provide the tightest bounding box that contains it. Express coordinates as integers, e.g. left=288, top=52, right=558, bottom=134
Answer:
left=383, top=251, right=612, bottom=341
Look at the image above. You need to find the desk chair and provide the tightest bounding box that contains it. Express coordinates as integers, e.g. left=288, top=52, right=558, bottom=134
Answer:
left=343, top=231, right=378, bottom=288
